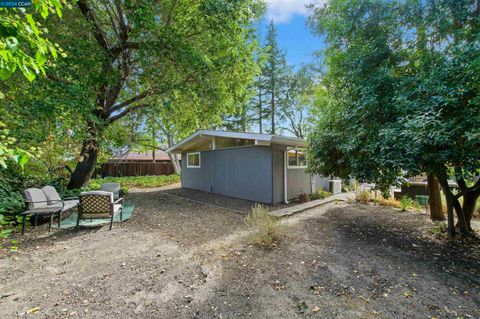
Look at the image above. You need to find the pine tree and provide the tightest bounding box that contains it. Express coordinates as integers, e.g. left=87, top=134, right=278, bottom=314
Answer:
left=263, top=20, right=290, bottom=135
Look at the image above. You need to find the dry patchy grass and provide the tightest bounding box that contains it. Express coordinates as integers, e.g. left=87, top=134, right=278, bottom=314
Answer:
left=245, top=204, right=286, bottom=248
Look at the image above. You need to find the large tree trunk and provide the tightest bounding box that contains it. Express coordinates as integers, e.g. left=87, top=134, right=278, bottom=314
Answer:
left=68, top=138, right=100, bottom=189
left=169, top=153, right=181, bottom=174
left=167, top=136, right=181, bottom=174
left=427, top=174, right=444, bottom=221
left=459, top=192, right=478, bottom=232
left=437, top=174, right=455, bottom=236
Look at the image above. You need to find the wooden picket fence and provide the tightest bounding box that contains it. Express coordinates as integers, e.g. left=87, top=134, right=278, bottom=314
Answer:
left=99, top=162, right=175, bottom=177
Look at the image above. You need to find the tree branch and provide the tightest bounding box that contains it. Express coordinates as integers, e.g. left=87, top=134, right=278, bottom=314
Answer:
left=77, top=0, right=112, bottom=55
left=107, top=90, right=153, bottom=115
left=47, top=74, right=73, bottom=84
left=107, top=103, right=148, bottom=123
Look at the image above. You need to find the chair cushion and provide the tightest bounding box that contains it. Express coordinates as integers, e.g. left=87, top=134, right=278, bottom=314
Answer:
left=41, top=185, right=62, bottom=205
left=51, top=199, right=79, bottom=212
left=25, top=188, right=48, bottom=209
left=80, top=191, right=114, bottom=201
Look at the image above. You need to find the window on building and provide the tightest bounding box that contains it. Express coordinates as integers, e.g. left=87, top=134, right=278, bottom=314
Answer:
left=287, top=149, right=307, bottom=168
left=187, top=152, right=200, bottom=168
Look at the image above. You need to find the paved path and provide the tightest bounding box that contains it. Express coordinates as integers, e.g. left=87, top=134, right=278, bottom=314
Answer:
left=268, top=192, right=355, bottom=217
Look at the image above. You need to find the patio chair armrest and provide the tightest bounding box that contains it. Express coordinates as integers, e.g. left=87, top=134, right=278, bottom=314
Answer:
left=63, top=196, right=79, bottom=200
left=24, top=199, right=59, bottom=204
left=113, top=197, right=124, bottom=205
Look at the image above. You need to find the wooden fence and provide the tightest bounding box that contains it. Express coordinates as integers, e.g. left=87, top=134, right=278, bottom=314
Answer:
left=99, top=162, right=175, bottom=177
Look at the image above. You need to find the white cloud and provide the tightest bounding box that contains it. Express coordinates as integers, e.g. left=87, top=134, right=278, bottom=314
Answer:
left=266, top=0, right=312, bottom=23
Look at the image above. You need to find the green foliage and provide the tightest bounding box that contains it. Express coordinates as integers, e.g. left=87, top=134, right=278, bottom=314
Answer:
left=308, top=0, right=480, bottom=188
left=0, top=122, right=30, bottom=169
left=262, top=20, right=291, bottom=134
left=245, top=204, right=285, bottom=248
left=0, top=0, right=67, bottom=88
left=309, top=189, right=332, bottom=201
left=88, top=175, right=180, bottom=192
left=308, top=0, right=480, bottom=234
left=399, top=196, right=420, bottom=212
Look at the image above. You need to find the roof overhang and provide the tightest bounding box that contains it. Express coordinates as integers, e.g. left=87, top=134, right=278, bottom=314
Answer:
left=166, top=130, right=306, bottom=154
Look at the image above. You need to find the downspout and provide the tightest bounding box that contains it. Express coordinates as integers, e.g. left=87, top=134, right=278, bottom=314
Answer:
left=284, top=150, right=289, bottom=204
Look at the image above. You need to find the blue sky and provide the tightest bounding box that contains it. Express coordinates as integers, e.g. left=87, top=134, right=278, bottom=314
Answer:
left=258, top=1, right=326, bottom=68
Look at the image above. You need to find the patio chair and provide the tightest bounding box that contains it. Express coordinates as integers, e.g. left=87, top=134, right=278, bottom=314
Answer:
left=22, top=186, right=79, bottom=234
left=100, top=183, right=122, bottom=200
left=76, top=191, right=123, bottom=230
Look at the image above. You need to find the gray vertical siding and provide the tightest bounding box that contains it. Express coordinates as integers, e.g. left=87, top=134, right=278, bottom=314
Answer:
left=287, top=168, right=312, bottom=200
left=181, top=146, right=273, bottom=204
left=181, top=151, right=214, bottom=192
left=272, top=145, right=286, bottom=204
left=181, top=144, right=332, bottom=204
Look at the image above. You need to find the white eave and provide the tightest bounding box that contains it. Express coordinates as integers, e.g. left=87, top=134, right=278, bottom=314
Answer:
left=166, top=130, right=305, bottom=154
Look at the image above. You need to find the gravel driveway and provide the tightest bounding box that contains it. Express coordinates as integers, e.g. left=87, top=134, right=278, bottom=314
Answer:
left=0, top=188, right=478, bottom=318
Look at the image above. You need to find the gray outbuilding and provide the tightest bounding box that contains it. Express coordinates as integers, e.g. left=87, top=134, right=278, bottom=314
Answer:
left=167, top=130, right=335, bottom=205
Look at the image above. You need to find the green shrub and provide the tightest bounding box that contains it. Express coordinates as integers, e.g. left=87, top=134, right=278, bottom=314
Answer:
left=310, top=189, right=332, bottom=200
left=399, top=196, right=420, bottom=211
left=245, top=204, right=285, bottom=248
left=88, top=174, right=180, bottom=191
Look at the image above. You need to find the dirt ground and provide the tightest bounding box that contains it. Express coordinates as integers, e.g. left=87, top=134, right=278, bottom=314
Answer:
left=0, top=188, right=479, bottom=319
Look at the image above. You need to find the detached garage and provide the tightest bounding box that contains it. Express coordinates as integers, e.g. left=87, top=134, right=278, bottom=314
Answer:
left=166, top=130, right=333, bottom=204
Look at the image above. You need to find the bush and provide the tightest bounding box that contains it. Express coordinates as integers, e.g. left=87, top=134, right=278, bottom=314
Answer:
left=399, top=196, right=420, bottom=211
left=298, top=192, right=310, bottom=203
left=377, top=196, right=401, bottom=208
left=355, top=190, right=372, bottom=204
left=310, top=189, right=332, bottom=201
left=245, top=204, right=285, bottom=248
left=88, top=174, right=180, bottom=192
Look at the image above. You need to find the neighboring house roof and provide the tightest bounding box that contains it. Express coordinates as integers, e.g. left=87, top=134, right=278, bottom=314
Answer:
left=111, top=151, right=170, bottom=161
left=167, top=130, right=306, bottom=154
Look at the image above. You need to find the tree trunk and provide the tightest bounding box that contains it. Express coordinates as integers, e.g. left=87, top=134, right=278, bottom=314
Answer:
left=437, top=174, right=455, bottom=236
left=169, top=153, right=181, bottom=174
left=452, top=197, right=470, bottom=235
left=427, top=174, right=444, bottom=221
left=167, top=136, right=181, bottom=174
left=459, top=192, right=478, bottom=232
left=271, top=91, right=275, bottom=135
left=258, top=87, right=262, bottom=133
left=68, top=138, right=100, bottom=189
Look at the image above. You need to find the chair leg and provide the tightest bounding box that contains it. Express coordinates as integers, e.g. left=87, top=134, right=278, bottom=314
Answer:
left=58, top=211, right=63, bottom=228
left=34, top=214, right=38, bottom=228
left=76, top=213, right=81, bottom=231
left=22, top=215, right=27, bottom=235
left=109, top=214, right=114, bottom=230
left=120, top=208, right=123, bottom=221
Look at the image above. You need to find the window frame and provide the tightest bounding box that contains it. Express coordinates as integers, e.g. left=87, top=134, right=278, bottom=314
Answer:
left=287, top=148, right=307, bottom=169
left=186, top=152, right=201, bottom=168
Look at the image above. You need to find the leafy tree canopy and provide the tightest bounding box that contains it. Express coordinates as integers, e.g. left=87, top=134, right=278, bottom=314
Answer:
left=308, top=0, right=480, bottom=235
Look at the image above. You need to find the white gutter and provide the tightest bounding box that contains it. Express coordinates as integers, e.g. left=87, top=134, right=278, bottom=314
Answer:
left=284, top=150, right=289, bottom=204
